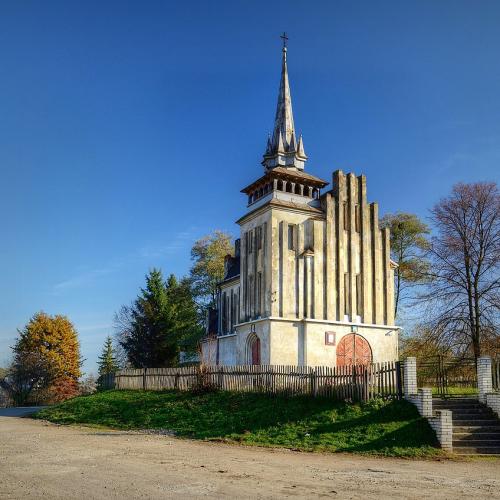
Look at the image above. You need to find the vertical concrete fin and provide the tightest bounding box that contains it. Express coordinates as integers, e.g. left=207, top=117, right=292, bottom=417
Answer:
left=348, top=173, right=357, bottom=319
left=371, top=202, right=383, bottom=324
left=359, top=175, right=372, bottom=324
left=335, top=171, right=346, bottom=320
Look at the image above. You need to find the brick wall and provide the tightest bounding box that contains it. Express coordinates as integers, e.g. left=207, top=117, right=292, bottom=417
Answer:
left=404, top=358, right=453, bottom=451
left=485, top=393, right=500, bottom=418
left=428, top=410, right=453, bottom=451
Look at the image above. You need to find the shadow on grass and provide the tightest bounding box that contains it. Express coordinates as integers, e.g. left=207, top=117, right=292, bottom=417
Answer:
left=34, top=390, right=440, bottom=457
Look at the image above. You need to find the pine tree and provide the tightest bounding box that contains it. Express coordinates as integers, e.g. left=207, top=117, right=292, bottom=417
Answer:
left=97, top=336, right=119, bottom=377
left=117, top=269, right=202, bottom=367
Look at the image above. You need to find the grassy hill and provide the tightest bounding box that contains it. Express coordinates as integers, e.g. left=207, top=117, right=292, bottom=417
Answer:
left=34, top=390, right=441, bottom=458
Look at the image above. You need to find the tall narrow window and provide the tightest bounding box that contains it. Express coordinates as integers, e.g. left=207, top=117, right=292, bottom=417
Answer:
left=257, top=272, right=262, bottom=316
left=257, top=226, right=262, bottom=250
left=248, top=230, right=253, bottom=254
left=343, top=202, right=348, bottom=229
left=222, top=292, right=227, bottom=333
left=288, top=224, right=296, bottom=250
left=344, top=273, right=349, bottom=316
left=356, top=274, right=362, bottom=317
left=355, top=205, right=360, bottom=232
left=230, top=290, right=234, bottom=331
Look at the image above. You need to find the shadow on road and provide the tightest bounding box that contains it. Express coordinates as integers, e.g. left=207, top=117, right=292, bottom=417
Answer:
left=0, top=407, right=47, bottom=417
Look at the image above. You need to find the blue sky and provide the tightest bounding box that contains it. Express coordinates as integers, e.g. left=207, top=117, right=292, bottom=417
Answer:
left=1, top=1, right=499, bottom=375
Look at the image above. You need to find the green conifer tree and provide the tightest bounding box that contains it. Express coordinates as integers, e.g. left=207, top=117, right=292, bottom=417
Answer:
left=97, top=336, right=119, bottom=377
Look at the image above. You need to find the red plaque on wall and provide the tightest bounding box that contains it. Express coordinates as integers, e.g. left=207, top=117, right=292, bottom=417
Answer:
left=325, top=331, right=336, bottom=346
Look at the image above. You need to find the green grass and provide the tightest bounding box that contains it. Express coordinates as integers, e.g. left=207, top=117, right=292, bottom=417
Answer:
left=431, top=386, right=478, bottom=396
left=34, top=390, right=442, bottom=458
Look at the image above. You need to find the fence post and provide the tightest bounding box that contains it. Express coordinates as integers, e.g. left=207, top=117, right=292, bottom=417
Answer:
left=143, top=368, right=147, bottom=391
left=395, top=361, right=403, bottom=399
left=403, top=357, right=417, bottom=398
left=477, top=356, right=492, bottom=403
left=310, top=368, right=317, bottom=397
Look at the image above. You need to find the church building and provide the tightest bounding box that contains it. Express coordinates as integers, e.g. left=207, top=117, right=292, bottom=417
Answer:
left=202, top=41, right=399, bottom=367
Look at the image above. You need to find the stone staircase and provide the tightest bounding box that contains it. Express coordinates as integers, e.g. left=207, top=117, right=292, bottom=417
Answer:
left=433, top=397, right=500, bottom=455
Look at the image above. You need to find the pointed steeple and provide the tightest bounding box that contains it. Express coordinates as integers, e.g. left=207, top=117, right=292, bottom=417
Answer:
left=262, top=35, right=307, bottom=171
left=272, top=46, right=296, bottom=153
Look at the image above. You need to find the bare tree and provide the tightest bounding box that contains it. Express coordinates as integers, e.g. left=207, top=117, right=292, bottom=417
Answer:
left=420, top=182, right=500, bottom=359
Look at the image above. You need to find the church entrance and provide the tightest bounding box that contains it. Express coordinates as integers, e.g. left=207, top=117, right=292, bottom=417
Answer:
left=336, top=334, right=372, bottom=366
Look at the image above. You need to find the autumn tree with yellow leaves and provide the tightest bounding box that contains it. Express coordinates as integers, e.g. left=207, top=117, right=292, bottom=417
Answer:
left=9, top=312, right=82, bottom=404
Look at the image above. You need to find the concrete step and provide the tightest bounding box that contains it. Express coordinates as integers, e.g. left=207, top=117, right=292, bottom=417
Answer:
left=440, top=409, right=493, bottom=415
left=454, top=446, right=500, bottom=455
left=454, top=425, right=500, bottom=432
left=433, top=405, right=483, bottom=411
left=454, top=432, right=500, bottom=440
left=453, top=419, right=500, bottom=426
left=453, top=439, right=500, bottom=446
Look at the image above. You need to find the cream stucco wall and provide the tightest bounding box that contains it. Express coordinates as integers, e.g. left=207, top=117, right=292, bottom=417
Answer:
left=202, top=169, right=399, bottom=368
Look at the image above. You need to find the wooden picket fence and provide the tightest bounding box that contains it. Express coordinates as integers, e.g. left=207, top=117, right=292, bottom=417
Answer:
left=101, top=361, right=402, bottom=402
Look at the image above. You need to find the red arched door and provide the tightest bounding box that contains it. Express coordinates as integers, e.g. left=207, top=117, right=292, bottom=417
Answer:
left=251, top=337, right=261, bottom=365
left=336, top=334, right=372, bottom=366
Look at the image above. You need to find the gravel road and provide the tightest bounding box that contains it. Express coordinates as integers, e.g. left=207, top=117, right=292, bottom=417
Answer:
left=0, top=416, right=499, bottom=499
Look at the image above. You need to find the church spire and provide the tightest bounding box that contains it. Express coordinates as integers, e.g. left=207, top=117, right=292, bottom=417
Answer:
left=262, top=33, right=307, bottom=172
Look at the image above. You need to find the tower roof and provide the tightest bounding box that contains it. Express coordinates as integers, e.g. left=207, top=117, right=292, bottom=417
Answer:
left=262, top=36, right=307, bottom=171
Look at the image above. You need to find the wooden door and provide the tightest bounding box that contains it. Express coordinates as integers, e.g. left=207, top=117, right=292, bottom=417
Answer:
left=251, top=337, right=261, bottom=365
left=336, top=334, right=372, bottom=366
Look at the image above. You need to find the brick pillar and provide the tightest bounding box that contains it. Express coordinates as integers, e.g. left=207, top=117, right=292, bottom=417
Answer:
left=418, top=388, right=433, bottom=417
left=403, top=357, right=417, bottom=398
left=477, top=356, right=492, bottom=403
left=434, top=410, right=453, bottom=451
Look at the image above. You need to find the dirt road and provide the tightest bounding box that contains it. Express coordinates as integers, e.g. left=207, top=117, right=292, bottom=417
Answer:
left=0, top=416, right=499, bottom=499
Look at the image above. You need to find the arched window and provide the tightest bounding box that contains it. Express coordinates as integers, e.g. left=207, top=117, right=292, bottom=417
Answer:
left=295, top=183, right=301, bottom=195
left=285, top=182, right=292, bottom=193
left=277, top=179, right=283, bottom=191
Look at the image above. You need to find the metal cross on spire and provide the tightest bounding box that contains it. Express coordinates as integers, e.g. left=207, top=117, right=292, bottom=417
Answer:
left=280, top=32, right=288, bottom=49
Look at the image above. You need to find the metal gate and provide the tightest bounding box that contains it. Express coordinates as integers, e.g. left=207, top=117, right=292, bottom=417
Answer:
left=493, top=358, right=500, bottom=391
left=417, top=356, right=478, bottom=397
